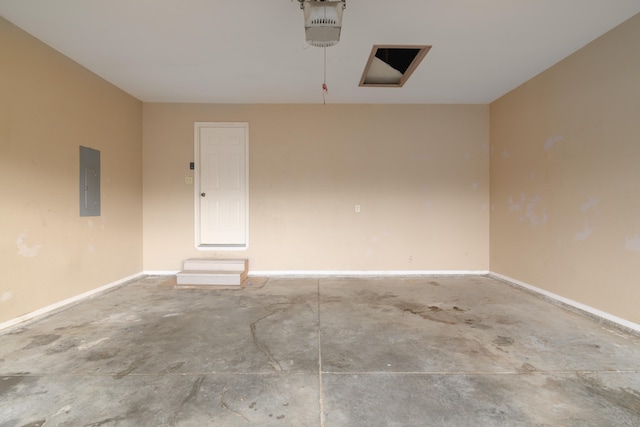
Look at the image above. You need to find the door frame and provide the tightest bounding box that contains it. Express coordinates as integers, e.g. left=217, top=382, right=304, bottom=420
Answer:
left=194, top=122, right=249, bottom=250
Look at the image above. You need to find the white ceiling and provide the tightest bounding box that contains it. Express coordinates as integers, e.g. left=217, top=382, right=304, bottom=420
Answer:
left=1, top=1, right=639, bottom=104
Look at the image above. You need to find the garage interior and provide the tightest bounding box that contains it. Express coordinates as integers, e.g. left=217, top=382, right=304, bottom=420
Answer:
left=1, top=1, right=640, bottom=425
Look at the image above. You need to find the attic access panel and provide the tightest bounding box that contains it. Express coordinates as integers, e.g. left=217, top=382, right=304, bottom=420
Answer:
left=359, top=45, right=431, bottom=87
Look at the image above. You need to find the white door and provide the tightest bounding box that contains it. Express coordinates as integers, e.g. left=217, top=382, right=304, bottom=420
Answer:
left=195, top=122, right=248, bottom=248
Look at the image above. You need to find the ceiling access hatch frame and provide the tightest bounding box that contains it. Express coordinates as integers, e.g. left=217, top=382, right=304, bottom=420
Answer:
left=359, top=45, right=432, bottom=88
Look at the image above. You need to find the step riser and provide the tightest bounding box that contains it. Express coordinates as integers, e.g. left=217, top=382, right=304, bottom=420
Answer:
left=183, top=259, right=247, bottom=272
left=178, top=258, right=248, bottom=286
left=176, top=272, right=246, bottom=286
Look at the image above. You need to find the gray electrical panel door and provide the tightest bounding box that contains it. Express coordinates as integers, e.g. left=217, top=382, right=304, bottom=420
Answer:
left=80, top=146, right=100, bottom=216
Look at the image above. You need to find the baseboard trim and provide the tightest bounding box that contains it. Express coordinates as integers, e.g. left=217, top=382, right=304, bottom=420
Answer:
left=143, top=270, right=180, bottom=275
left=248, top=270, right=490, bottom=277
left=489, top=272, right=640, bottom=335
left=0, top=272, right=145, bottom=332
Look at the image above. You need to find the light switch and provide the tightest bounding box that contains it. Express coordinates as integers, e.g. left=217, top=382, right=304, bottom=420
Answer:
left=185, top=176, right=193, bottom=185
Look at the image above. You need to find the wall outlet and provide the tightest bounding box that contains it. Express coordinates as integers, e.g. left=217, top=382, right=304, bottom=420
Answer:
left=355, top=204, right=361, bottom=213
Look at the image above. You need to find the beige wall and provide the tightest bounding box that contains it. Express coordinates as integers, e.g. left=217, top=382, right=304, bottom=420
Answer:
left=490, top=14, right=640, bottom=323
left=143, top=104, right=489, bottom=272
left=0, top=18, right=143, bottom=323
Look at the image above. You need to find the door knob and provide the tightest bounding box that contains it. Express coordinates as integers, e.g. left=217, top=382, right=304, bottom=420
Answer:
left=201, top=193, right=206, bottom=197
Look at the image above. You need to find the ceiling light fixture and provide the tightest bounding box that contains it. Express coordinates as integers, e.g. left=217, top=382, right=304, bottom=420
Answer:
left=298, top=0, right=346, bottom=47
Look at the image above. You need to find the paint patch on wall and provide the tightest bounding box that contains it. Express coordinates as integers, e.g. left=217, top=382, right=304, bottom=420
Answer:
left=575, top=220, right=595, bottom=241
left=580, top=196, right=598, bottom=213
left=524, top=196, right=547, bottom=227
left=526, top=196, right=540, bottom=220
left=1, top=291, right=12, bottom=302
left=544, top=135, right=564, bottom=151
left=507, top=193, right=548, bottom=227
left=508, top=194, right=524, bottom=212
left=16, top=232, right=43, bottom=257
left=625, top=235, right=640, bottom=253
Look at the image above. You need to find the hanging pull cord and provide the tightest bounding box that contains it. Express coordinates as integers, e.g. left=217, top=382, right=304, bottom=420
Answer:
left=322, top=46, right=328, bottom=104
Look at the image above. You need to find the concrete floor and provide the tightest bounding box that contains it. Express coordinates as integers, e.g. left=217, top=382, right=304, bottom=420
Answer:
left=1, top=275, right=639, bottom=427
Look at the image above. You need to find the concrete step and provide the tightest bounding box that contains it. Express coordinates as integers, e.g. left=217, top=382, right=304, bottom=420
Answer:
left=176, top=270, right=247, bottom=286
left=183, top=258, right=248, bottom=272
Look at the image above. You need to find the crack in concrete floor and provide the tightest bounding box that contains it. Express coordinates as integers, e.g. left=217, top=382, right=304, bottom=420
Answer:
left=250, top=311, right=284, bottom=372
